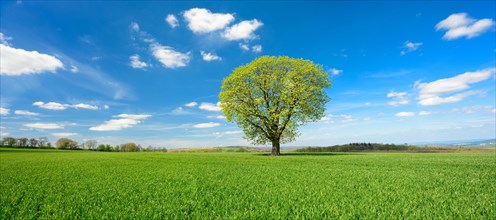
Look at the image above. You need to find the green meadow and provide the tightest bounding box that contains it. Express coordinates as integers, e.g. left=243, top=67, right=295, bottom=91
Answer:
left=1, top=148, right=495, bottom=219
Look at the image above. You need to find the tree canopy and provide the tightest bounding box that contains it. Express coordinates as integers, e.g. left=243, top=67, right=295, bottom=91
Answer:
left=219, top=56, right=331, bottom=155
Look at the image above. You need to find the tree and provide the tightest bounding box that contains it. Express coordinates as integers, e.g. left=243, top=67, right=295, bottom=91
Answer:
left=18, top=138, right=28, bottom=147
left=29, top=138, right=38, bottom=148
left=56, top=138, right=78, bottom=150
left=219, top=56, right=330, bottom=156
left=84, top=140, right=97, bottom=150
left=121, top=142, right=139, bottom=152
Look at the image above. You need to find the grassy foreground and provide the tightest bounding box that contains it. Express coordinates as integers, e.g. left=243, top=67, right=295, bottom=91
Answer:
left=1, top=148, right=495, bottom=219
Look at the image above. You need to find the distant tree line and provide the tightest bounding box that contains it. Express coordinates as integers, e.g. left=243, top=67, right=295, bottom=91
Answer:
left=295, top=143, right=462, bottom=152
left=0, top=137, right=167, bottom=152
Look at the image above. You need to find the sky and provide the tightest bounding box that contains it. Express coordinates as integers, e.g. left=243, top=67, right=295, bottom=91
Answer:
left=0, top=1, right=495, bottom=148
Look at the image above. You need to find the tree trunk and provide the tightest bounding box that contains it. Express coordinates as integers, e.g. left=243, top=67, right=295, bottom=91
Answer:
left=271, top=139, right=280, bottom=156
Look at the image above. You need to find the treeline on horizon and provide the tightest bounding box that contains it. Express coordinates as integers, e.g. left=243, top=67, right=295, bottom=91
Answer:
left=0, top=137, right=167, bottom=152
left=295, top=143, right=465, bottom=152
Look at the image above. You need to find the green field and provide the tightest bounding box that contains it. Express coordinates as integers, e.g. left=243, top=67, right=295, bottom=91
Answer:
left=1, top=148, right=495, bottom=219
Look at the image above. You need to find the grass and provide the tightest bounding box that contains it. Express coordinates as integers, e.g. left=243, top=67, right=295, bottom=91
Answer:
left=1, top=148, right=495, bottom=219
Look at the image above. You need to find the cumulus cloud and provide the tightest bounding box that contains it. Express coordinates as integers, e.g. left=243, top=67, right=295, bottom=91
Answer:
left=200, top=51, right=222, bottom=61
left=319, top=114, right=354, bottom=123
left=0, top=44, right=64, bottom=75
left=387, top=92, right=410, bottom=106
left=130, top=22, right=140, bottom=32
left=52, top=132, right=78, bottom=138
left=416, top=68, right=494, bottom=106
left=129, top=54, right=148, bottom=69
left=193, top=122, right=220, bottom=128
left=395, top=112, right=415, bottom=117
left=24, top=123, right=63, bottom=129
left=436, top=12, right=495, bottom=40
left=150, top=43, right=190, bottom=69
left=166, top=14, right=179, bottom=28
left=199, top=102, right=222, bottom=111
left=185, top=102, right=198, bottom=107
left=213, top=130, right=242, bottom=136
left=401, top=41, right=422, bottom=55
left=222, top=19, right=263, bottom=41
left=183, top=8, right=234, bottom=33
left=0, top=107, right=10, bottom=115
left=33, top=101, right=98, bottom=110
left=89, top=114, right=151, bottom=131
left=14, top=110, right=39, bottom=116
left=328, top=68, right=343, bottom=75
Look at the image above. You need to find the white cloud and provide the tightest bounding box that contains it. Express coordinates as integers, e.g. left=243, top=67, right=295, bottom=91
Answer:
left=208, top=115, right=226, bottom=119
left=185, top=102, right=198, bottom=107
left=319, top=114, right=354, bottom=123
left=150, top=43, right=190, bottom=69
left=199, top=102, right=222, bottom=111
left=129, top=54, right=148, bottom=69
left=70, top=65, right=78, bottom=73
left=24, top=123, right=63, bottom=129
left=0, top=107, right=9, bottom=115
left=103, top=105, right=109, bottom=109
left=252, top=45, right=262, bottom=53
left=400, top=41, right=422, bottom=55
left=33, top=101, right=69, bottom=110
left=166, top=14, right=179, bottom=28
left=130, top=22, right=140, bottom=32
left=213, top=130, right=242, bottom=136
left=239, top=43, right=250, bottom=51
left=222, top=19, right=263, bottom=41
left=453, top=105, right=495, bottom=114
left=328, top=68, right=343, bottom=75
left=0, top=44, right=64, bottom=75
left=436, top=12, right=495, bottom=40
left=418, top=111, right=431, bottom=116
left=395, top=112, right=415, bottom=117
left=200, top=51, right=222, bottom=61
left=193, top=122, right=221, bottom=128
left=387, top=91, right=410, bottom=106
left=0, top=32, right=13, bottom=46
left=52, top=132, right=78, bottom=138
left=416, top=68, right=494, bottom=106
left=89, top=114, right=151, bottom=131
left=33, top=101, right=98, bottom=110
left=183, top=8, right=234, bottom=33
left=73, top=103, right=98, bottom=110
left=14, top=110, right=39, bottom=116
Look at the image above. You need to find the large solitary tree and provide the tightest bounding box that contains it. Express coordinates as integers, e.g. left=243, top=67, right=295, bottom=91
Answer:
left=219, top=56, right=331, bottom=156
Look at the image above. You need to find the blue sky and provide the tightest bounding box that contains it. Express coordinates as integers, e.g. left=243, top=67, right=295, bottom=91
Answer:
left=1, top=1, right=495, bottom=148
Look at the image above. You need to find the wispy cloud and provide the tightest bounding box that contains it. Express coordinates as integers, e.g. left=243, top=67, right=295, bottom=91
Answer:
left=387, top=91, right=410, bottom=106
left=395, top=112, right=415, bottom=117
left=199, top=102, right=221, bottom=111
left=14, top=110, right=39, bottom=116
left=400, top=41, right=422, bottom=55
left=165, top=14, right=179, bottom=28
left=436, top=12, right=495, bottom=40
left=89, top=114, right=151, bottom=131
left=416, top=68, right=494, bottom=106
left=52, top=132, right=78, bottom=138
left=328, top=68, right=343, bottom=75
left=33, top=101, right=98, bottom=110
left=24, top=123, right=64, bottom=129
left=193, top=122, right=220, bottom=128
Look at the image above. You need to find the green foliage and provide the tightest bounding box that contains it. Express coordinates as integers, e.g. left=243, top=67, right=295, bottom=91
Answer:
left=55, top=138, right=78, bottom=150
left=1, top=148, right=494, bottom=219
left=220, top=56, right=330, bottom=155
